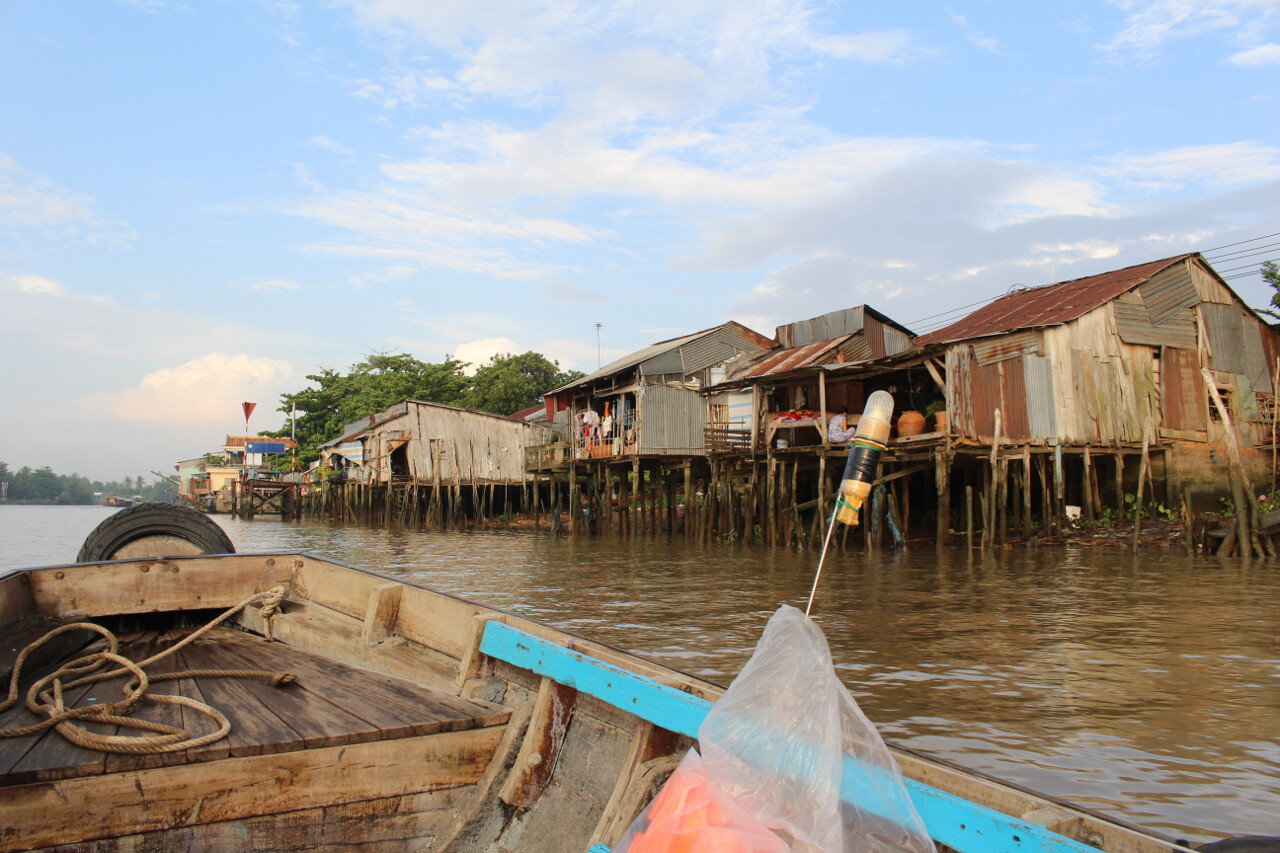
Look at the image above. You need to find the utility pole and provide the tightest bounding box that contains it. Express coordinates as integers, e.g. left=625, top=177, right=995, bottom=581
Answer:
left=595, top=322, right=602, bottom=368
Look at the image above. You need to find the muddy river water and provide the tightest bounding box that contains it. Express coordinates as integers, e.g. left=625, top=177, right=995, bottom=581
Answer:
left=3, top=505, right=1278, bottom=845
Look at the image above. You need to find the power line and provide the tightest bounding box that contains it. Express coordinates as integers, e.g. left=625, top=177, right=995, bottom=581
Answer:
left=1201, top=231, right=1280, bottom=254
left=1204, top=243, right=1280, bottom=263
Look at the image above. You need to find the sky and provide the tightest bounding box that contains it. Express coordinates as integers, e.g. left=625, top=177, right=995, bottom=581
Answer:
left=1, top=1, right=1278, bottom=482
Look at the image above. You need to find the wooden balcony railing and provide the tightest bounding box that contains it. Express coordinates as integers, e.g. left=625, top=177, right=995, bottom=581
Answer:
left=705, top=426, right=752, bottom=454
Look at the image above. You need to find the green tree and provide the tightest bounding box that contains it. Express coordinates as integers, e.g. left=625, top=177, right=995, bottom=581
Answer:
left=1258, top=261, right=1280, bottom=321
left=273, top=352, right=470, bottom=467
left=464, top=352, right=585, bottom=415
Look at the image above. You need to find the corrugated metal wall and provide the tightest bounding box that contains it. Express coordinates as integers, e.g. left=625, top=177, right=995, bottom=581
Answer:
left=864, top=314, right=886, bottom=359
left=882, top=324, right=913, bottom=357
left=779, top=307, right=865, bottom=348
left=1023, top=354, right=1056, bottom=440
left=639, top=384, right=706, bottom=454
left=973, top=330, right=1040, bottom=365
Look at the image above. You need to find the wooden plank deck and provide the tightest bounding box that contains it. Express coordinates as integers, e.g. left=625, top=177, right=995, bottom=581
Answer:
left=0, top=624, right=511, bottom=788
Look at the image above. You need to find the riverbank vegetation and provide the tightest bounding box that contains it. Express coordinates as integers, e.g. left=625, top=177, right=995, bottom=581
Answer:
left=269, top=351, right=583, bottom=468
left=0, top=462, right=172, bottom=505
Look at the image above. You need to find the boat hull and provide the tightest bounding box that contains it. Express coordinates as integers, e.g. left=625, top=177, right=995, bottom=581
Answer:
left=0, top=553, right=1195, bottom=852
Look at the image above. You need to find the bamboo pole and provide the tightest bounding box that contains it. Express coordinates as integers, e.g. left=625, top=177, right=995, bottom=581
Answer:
left=1202, top=366, right=1262, bottom=558
left=1132, top=416, right=1151, bottom=552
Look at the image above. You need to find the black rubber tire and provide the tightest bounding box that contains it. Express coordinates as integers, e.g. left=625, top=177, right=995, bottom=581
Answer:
left=76, top=502, right=236, bottom=562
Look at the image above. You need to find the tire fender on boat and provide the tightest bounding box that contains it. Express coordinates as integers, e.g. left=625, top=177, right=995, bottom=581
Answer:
left=76, top=502, right=236, bottom=562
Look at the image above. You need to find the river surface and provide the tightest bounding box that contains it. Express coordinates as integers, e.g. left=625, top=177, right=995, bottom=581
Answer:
left=2, top=505, right=1278, bottom=845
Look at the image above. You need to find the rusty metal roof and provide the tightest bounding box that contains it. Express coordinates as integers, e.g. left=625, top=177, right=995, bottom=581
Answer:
left=744, top=336, right=850, bottom=378
left=914, top=254, right=1194, bottom=347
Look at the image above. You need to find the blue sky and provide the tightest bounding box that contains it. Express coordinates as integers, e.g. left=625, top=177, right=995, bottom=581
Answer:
left=2, top=1, right=1278, bottom=481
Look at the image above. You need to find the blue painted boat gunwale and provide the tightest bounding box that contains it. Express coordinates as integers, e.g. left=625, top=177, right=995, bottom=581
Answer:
left=479, top=621, right=1107, bottom=853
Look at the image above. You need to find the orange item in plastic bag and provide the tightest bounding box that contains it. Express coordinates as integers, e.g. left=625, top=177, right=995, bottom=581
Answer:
left=613, top=751, right=788, bottom=853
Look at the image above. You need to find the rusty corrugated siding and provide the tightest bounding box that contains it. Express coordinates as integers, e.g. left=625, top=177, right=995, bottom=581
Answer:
left=1162, top=347, right=1207, bottom=431
left=1138, top=259, right=1199, bottom=324
left=998, top=356, right=1031, bottom=440
left=970, top=350, right=1003, bottom=440
left=864, top=314, right=886, bottom=358
left=915, top=254, right=1192, bottom=347
left=973, top=330, right=1041, bottom=365
left=744, top=337, right=849, bottom=378
left=639, top=384, right=706, bottom=454
left=882, top=323, right=913, bottom=357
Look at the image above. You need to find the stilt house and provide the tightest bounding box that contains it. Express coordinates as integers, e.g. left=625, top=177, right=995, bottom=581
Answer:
left=705, top=306, right=916, bottom=452
left=911, top=252, right=1279, bottom=488
left=321, top=400, right=536, bottom=487
left=542, top=322, right=773, bottom=460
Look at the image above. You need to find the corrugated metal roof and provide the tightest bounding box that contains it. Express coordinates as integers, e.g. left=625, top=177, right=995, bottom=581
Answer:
left=548, top=322, right=772, bottom=394
left=914, top=254, right=1193, bottom=347
left=744, top=336, right=850, bottom=378
left=776, top=305, right=914, bottom=348
left=548, top=330, right=710, bottom=393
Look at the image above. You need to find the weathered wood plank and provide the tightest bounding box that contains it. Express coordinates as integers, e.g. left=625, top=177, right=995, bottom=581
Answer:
left=210, top=627, right=510, bottom=735
left=362, top=582, right=403, bottom=646
left=0, top=725, right=505, bottom=853
left=22, top=788, right=470, bottom=853
left=24, top=556, right=294, bottom=618
left=499, top=676, right=577, bottom=807
left=176, top=631, right=373, bottom=753
left=0, top=574, right=33, bottom=634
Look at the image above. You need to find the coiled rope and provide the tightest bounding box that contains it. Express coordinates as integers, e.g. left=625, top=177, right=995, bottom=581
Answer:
left=0, top=586, right=295, bottom=755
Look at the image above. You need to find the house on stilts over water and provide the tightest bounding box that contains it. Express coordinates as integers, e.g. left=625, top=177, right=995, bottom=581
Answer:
left=312, top=399, right=543, bottom=526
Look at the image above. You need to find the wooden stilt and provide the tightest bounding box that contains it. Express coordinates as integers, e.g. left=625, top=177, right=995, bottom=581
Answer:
left=1083, top=446, right=1094, bottom=527
left=936, top=449, right=950, bottom=553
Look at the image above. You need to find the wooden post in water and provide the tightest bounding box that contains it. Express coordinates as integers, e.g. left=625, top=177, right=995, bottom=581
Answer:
left=683, top=464, right=693, bottom=542
left=987, top=410, right=1001, bottom=550
left=936, top=449, right=950, bottom=553
left=1114, top=451, right=1124, bottom=524
left=1132, top=417, right=1151, bottom=552
left=1083, top=446, right=1094, bottom=527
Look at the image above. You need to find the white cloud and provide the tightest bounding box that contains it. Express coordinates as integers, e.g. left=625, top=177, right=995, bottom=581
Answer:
left=947, top=9, right=1005, bottom=54
left=247, top=278, right=304, bottom=292
left=84, top=353, right=295, bottom=425
left=0, top=154, right=132, bottom=244
left=10, top=273, right=66, bottom=296
left=1099, top=0, right=1278, bottom=61
left=1228, top=42, right=1280, bottom=64
left=1099, top=141, right=1280, bottom=190
left=453, top=337, right=521, bottom=372
left=306, top=135, right=354, bottom=154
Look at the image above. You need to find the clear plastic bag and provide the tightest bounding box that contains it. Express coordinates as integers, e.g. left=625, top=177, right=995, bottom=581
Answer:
left=615, top=605, right=934, bottom=853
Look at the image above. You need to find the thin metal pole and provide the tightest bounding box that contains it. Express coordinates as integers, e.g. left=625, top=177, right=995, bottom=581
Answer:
left=805, top=507, right=841, bottom=618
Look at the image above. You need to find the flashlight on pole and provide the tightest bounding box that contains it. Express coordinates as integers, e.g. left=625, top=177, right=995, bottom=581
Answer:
left=806, top=390, right=895, bottom=617
left=834, top=391, right=895, bottom=526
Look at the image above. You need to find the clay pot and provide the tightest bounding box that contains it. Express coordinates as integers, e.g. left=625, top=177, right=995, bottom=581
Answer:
left=932, top=410, right=947, bottom=433
left=896, top=410, right=925, bottom=437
